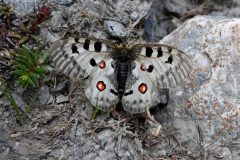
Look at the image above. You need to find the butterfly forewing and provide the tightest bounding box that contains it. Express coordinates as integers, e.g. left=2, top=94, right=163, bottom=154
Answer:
left=132, top=44, right=192, bottom=88
left=49, top=37, right=114, bottom=79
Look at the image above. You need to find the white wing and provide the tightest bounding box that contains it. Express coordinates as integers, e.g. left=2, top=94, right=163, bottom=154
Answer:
left=49, top=37, right=112, bottom=79
left=49, top=37, right=119, bottom=111
left=133, top=44, right=192, bottom=88
left=122, top=44, right=192, bottom=113
left=84, top=58, right=119, bottom=111
left=122, top=61, right=161, bottom=113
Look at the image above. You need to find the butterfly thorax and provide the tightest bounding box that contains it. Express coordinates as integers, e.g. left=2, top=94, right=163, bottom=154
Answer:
left=112, top=48, right=135, bottom=99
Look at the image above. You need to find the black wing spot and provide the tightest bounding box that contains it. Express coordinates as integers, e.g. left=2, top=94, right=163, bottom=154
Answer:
left=94, top=42, right=102, bottom=52
left=72, top=60, right=77, bottom=66
left=90, top=58, right=97, bottom=66
left=111, top=61, right=116, bottom=68
left=166, top=71, right=169, bottom=76
left=157, top=47, right=163, bottom=57
left=74, top=37, right=79, bottom=42
left=71, top=57, right=77, bottom=65
left=110, top=89, right=118, bottom=96
left=165, top=55, right=173, bottom=64
left=161, top=75, right=164, bottom=80
left=124, top=90, right=133, bottom=96
left=147, top=65, right=154, bottom=73
left=168, top=47, right=172, bottom=52
left=83, top=39, right=90, bottom=50
left=145, top=47, right=153, bottom=57
left=71, top=44, right=79, bottom=53
left=64, top=53, right=68, bottom=59
left=77, top=66, right=81, bottom=72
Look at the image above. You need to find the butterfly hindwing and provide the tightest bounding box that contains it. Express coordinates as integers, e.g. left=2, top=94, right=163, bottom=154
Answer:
left=121, top=61, right=161, bottom=113
left=84, top=58, right=119, bottom=111
left=121, top=44, right=192, bottom=113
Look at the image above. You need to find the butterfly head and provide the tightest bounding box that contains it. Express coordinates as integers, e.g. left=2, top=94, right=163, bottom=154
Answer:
left=115, top=43, right=131, bottom=50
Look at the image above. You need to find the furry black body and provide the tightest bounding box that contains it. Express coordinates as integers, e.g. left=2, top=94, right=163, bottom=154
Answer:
left=112, top=48, right=135, bottom=99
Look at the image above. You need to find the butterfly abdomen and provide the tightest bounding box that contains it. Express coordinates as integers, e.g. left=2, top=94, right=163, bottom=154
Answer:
left=116, top=62, right=129, bottom=91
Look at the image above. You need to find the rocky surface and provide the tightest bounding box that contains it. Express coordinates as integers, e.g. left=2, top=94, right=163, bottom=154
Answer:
left=0, top=0, right=239, bottom=160
left=161, top=16, right=240, bottom=160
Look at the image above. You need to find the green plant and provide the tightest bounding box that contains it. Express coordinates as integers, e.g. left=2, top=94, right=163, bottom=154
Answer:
left=12, top=46, right=48, bottom=88
left=0, top=2, right=13, bottom=21
left=8, top=6, right=52, bottom=45
left=0, top=77, right=22, bottom=122
left=91, top=107, right=101, bottom=120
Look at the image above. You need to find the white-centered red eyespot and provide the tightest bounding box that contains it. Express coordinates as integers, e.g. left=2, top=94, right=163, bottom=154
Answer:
left=96, top=81, right=106, bottom=91
left=138, top=83, right=148, bottom=94
left=98, top=60, right=106, bottom=69
left=140, top=64, right=145, bottom=71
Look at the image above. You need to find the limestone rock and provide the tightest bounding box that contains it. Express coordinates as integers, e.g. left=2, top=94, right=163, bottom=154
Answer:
left=161, top=15, right=240, bottom=156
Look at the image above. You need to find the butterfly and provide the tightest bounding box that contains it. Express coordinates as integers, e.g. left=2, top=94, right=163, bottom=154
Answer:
left=49, top=37, right=192, bottom=113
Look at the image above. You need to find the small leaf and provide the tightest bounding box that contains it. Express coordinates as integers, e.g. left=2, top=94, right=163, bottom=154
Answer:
left=30, top=35, right=42, bottom=41
left=15, top=57, right=32, bottom=68
left=23, top=46, right=36, bottom=64
left=19, top=36, right=30, bottom=45
left=18, top=21, right=29, bottom=33
left=39, top=52, right=49, bottom=64
left=35, top=67, right=45, bottom=75
left=12, top=69, right=28, bottom=77
left=28, top=74, right=38, bottom=87
left=8, top=32, right=22, bottom=39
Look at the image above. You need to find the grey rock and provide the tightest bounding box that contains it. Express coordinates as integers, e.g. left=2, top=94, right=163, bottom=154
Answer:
left=38, top=86, right=54, bottom=105
left=77, top=18, right=90, bottom=31
left=0, top=146, right=11, bottom=160
left=161, top=15, right=240, bottom=156
left=231, top=143, right=240, bottom=160
left=130, top=11, right=139, bottom=21
left=12, top=142, right=28, bottom=156
left=56, top=95, right=69, bottom=104
left=49, top=11, right=63, bottom=31
left=173, top=118, right=199, bottom=150
left=104, top=20, right=128, bottom=38
left=50, top=80, right=69, bottom=93
left=3, top=0, right=39, bottom=18
left=56, top=0, right=73, bottom=5
left=213, top=147, right=232, bottom=160
left=12, top=93, right=26, bottom=111
left=40, top=28, right=60, bottom=43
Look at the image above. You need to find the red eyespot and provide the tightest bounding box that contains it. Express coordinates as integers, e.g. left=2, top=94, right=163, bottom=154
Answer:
left=138, top=83, right=148, bottom=94
left=140, top=64, right=145, bottom=71
left=96, top=81, right=106, bottom=91
left=98, top=60, right=106, bottom=69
